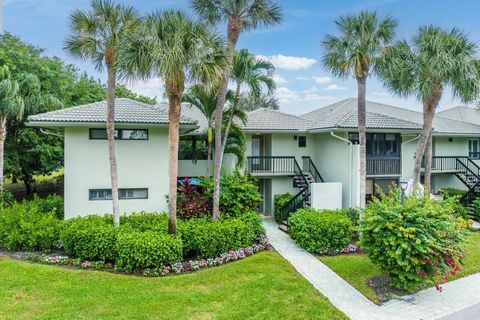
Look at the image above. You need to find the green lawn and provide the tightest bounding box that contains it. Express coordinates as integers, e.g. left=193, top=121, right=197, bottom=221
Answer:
left=319, top=232, right=480, bottom=303
left=0, top=251, right=347, bottom=320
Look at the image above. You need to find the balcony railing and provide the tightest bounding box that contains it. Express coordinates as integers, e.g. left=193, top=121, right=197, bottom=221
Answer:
left=366, top=158, right=401, bottom=176
left=421, top=156, right=469, bottom=172
left=247, top=156, right=296, bottom=174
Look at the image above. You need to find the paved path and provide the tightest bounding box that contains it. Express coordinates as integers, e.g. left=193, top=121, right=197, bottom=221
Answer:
left=263, top=219, right=480, bottom=320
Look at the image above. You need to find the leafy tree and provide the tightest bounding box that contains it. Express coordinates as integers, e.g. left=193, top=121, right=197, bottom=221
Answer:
left=322, top=11, right=397, bottom=208
left=378, top=26, right=480, bottom=189
left=0, top=66, right=24, bottom=191
left=121, top=10, right=225, bottom=234
left=238, top=91, right=279, bottom=111
left=191, top=0, right=282, bottom=219
left=64, top=0, right=142, bottom=226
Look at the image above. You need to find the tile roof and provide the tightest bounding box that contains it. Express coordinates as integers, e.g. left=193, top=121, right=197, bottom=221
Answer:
left=438, top=106, right=480, bottom=125
left=157, top=102, right=208, bottom=133
left=27, top=98, right=197, bottom=126
left=242, top=108, right=314, bottom=131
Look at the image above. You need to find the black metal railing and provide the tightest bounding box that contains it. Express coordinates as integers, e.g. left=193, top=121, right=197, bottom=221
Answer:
left=278, top=188, right=310, bottom=223
left=422, top=156, right=468, bottom=171
left=247, top=156, right=296, bottom=174
left=366, top=158, right=401, bottom=176
left=302, top=156, right=324, bottom=183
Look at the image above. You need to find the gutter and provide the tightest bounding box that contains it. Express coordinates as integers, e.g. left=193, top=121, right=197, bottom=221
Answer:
left=40, top=128, right=64, bottom=137
left=330, top=131, right=353, bottom=207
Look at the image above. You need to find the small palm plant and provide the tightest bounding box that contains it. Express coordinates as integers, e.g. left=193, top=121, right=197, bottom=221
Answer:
left=121, top=10, right=225, bottom=234
left=191, top=0, right=282, bottom=218
left=0, top=66, right=24, bottom=192
left=322, top=11, right=397, bottom=208
left=378, top=26, right=480, bottom=188
left=64, top=0, right=141, bottom=226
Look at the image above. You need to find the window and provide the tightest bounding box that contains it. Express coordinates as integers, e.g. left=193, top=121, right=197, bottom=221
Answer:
left=89, top=188, right=148, bottom=200
left=89, top=129, right=148, bottom=140
left=298, top=136, right=306, bottom=148
left=469, top=138, right=480, bottom=159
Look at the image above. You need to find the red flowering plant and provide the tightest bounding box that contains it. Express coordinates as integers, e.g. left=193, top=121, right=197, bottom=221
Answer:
left=360, top=188, right=469, bottom=293
left=177, top=178, right=211, bottom=219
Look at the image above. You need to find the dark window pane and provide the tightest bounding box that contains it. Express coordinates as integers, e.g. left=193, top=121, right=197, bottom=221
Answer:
left=298, top=136, right=306, bottom=148
left=89, top=188, right=148, bottom=200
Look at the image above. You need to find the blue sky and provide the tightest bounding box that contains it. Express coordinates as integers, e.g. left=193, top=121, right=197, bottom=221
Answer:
left=5, top=0, right=480, bottom=114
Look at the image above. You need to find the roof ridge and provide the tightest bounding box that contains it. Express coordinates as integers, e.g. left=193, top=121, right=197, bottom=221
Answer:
left=336, top=108, right=358, bottom=128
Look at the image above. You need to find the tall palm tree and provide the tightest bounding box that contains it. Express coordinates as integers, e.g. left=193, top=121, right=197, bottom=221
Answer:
left=64, top=0, right=141, bottom=227
left=321, top=11, right=397, bottom=208
left=221, top=49, right=275, bottom=156
left=191, top=0, right=282, bottom=219
left=378, top=26, right=480, bottom=189
left=182, top=85, right=234, bottom=176
left=0, top=66, right=23, bottom=192
left=120, top=10, right=225, bottom=234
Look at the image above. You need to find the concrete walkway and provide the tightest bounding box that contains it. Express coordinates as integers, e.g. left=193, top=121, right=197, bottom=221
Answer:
left=263, top=219, right=480, bottom=320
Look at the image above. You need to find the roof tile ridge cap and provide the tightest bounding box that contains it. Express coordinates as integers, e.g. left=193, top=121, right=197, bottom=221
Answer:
left=335, top=107, right=358, bottom=127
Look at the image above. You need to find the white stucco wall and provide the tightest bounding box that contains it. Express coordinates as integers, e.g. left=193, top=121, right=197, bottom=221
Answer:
left=64, top=126, right=169, bottom=219
left=178, top=154, right=237, bottom=177
left=311, top=182, right=343, bottom=210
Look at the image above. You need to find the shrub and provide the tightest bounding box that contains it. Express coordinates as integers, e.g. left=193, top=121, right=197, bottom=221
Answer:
left=288, top=208, right=353, bottom=254
left=120, top=212, right=168, bottom=232
left=115, top=230, right=183, bottom=272
left=177, top=178, right=211, bottom=219
left=0, top=201, right=62, bottom=251
left=30, top=194, right=64, bottom=220
left=0, top=190, right=15, bottom=208
left=442, top=188, right=467, bottom=199
left=200, top=171, right=262, bottom=217
left=360, top=188, right=468, bottom=292
left=60, top=215, right=117, bottom=261
left=473, top=199, right=480, bottom=220
left=274, top=192, right=293, bottom=223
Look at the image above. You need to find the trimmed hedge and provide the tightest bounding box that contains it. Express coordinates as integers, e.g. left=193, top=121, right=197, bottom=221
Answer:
left=0, top=200, right=62, bottom=251
left=288, top=209, right=353, bottom=254
left=274, top=192, right=293, bottom=223
left=115, top=230, right=183, bottom=272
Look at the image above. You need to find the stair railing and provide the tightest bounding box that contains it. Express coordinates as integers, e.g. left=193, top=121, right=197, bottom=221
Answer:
left=278, top=188, right=310, bottom=223
left=302, top=156, right=324, bottom=183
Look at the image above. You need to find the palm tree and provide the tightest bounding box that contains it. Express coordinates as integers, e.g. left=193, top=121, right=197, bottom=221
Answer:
left=378, top=26, right=480, bottom=189
left=120, top=10, right=225, bottom=234
left=0, top=66, right=23, bottom=192
left=182, top=85, right=234, bottom=176
left=321, top=11, right=397, bottom=208
left=191, top=0, right=282, bottom=219
left=64, top=0, right=141, bottom=227
left=221, top=49, right=275, bottom=157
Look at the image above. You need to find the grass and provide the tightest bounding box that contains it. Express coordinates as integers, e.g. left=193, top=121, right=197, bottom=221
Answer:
left=0, top=251, right=347, bottom=320
left=319, top=231, right=480, bottom=303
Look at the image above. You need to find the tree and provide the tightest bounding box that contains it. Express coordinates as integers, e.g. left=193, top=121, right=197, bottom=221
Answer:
left=0, top=66, right=23, bottom=191
left=121, top=10, right=225, bottom=234
left=321, top=11, right=397, bottom=208
left=64, top=0, right=141, bottom=226
left=378, top=26, right=480, bottom=189
left=191, top=0, right=282, bottom=219
left=238, top=92, right=279, bottom=111
left=221, top=49, right=274, bottom=157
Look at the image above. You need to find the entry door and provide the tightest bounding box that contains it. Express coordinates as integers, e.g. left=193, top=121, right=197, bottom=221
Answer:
left=252, top=136, right=264, bottom=170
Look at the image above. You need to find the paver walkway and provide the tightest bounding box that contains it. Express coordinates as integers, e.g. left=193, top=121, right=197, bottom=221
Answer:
left=263, top=219, right=480, bottom=320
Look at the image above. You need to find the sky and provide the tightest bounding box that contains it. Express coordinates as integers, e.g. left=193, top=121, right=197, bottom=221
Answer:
left=5, top=0, right=480, bottom=115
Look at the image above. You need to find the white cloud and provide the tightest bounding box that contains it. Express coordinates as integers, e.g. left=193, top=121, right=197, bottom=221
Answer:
left=273, top=74, right=288, bottom=84
left=304, top=93, right=336, bottom=101
left=296, top=76, right=310, bottom=81
left=126, top=77, right=164, bottom=99
left=322, top=84, right=347, bottom=91
left=313, top=76, right=332, bottom=84
left=372, top=91, right=389, bottom=96
left=256, top=54, right=317, bottom=71
left=276, top=86, right=299, bottom=101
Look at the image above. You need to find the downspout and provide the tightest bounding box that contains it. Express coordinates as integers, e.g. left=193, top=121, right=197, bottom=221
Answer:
left=401, top=134, right=420, bottom=180
left=330, top=131, right=353, bottom=207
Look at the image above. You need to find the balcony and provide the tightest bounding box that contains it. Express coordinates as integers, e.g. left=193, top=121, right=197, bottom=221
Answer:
left=421, top=156, right=469, bottom=173
left=247, top=156, right=297, bottom=175
left=366, top=158, right=401, bottom=176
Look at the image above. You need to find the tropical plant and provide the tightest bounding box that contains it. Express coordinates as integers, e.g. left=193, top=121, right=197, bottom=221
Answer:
left=191, top=0, right=282, bottom=219
left=64, top=0, right=142, bottom=226
left=120, top=10, right=225, bottom=233
left=238, top=91, right=280, bottom=111
left=0, top=66, right=23, bottom=192
left=378, top=26, right=480, bottom=189
left=321, top=11, right=397, bottom=208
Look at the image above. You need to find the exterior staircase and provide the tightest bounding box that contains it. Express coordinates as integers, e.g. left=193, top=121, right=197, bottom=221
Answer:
left=278, top=156, right=324, bottom=233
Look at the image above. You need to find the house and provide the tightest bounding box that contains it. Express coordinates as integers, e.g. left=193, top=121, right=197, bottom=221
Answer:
left=26, top=97, right=480, bottom=219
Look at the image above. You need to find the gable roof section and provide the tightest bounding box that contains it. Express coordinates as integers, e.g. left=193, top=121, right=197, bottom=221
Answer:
left=242, top=108, right=313, bottom=132
left=27, top=98, right=198, bottom=127
left=438, top=106, right=480, bottom=125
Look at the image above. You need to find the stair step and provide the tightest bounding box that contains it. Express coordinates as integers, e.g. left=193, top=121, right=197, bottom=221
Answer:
left=278, top=224, right=289, bottom=233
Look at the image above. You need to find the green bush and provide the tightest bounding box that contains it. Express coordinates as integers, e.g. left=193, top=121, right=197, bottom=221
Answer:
left=442, top=188, right=467, bottom=200
left=30, top=195, right=64, bottom=220
left=180, top=212, right=263, bottom=258
left=115, top=230, right=183, bottom=272
left=473, top=199, right=480, bottom=220
left=360, top=188, right=468, bottom=292
left=274, top=192, right=293, bottom=223
left=60, top=215, right=117, bottom=261
left=120, top=212, right=168, bottom=232
left=0, top=201, right=62, bottom=251
left=288, top=209, right=353, bottom=254
left=0, top=190, right=15, bottom=208
left=201, top=171, right=262, bottom=217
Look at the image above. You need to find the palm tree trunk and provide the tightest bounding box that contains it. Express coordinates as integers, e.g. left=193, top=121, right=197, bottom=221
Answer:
left=220, top=83, right=241, bottom=157
left=424, top=130, right=433, bottom=193
left=357, top=76, right=367, bottom=209
left=0, top=118, right=6, bottom=192
left=207, top=127, right=212, bottom=176
left=167, top=83, right=183, bottom=234
left=106, top=66, right=120, bottom=227
left=412, top=88, right=442, bottom=188
left=212, top=19, right=241, bottom=219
